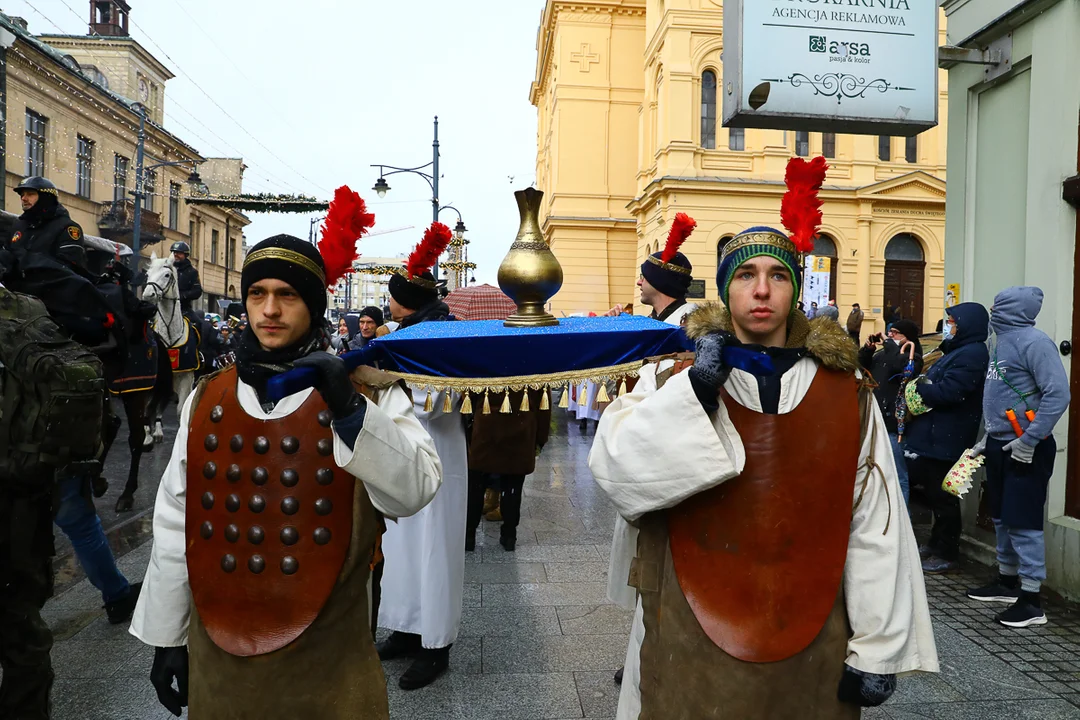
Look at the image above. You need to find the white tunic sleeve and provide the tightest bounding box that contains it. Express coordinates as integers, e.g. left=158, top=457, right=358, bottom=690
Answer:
left=844, top=401, right=940, bottom=675
left=333, top=384, right=442, bottom=519
left=588, top=369, right=745, bottom=522
left=129, top=392, right=197, bottom=648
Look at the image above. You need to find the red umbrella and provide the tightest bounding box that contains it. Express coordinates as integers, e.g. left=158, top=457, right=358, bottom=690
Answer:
left=445, top=284, right=517, bottom=321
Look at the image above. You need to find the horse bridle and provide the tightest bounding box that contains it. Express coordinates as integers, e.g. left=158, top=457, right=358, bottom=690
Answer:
left=147, top=270, right=182, bottom=345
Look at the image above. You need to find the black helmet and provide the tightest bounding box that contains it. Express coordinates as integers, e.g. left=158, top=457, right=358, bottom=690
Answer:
left=170, top=241, right=191, bottom=255
left=14, top=176, right=58, bottom=196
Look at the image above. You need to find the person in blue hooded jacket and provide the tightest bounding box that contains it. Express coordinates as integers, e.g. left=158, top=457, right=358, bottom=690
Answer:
left=902, top=302, right=990, bottom=574
left=966, top=287, right=1070, bottom=628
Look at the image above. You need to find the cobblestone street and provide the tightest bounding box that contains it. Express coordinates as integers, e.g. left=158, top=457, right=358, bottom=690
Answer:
left=30, top=411, right=1080, bottom=719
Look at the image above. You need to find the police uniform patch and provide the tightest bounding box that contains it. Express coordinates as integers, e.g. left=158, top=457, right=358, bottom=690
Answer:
left=67, top=226, right=81, bottom=241
left=11, top=231, right=21, bottom=244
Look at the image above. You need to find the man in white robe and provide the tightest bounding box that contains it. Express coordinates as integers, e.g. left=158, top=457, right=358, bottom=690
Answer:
left=606, top=234, right=698, bottom=685
left=375, top=239, right=468, bottom=690
left=590, top=216, right=938, bottom=718
left=130, top=234, right=443, bottom=719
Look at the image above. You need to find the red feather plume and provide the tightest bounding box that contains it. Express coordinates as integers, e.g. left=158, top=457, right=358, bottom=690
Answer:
left=780, top=156, right=828, bottom=254
left=319, top=185, right=375, bottom=287
left=406, top=222, right=453, bottom=279
left=661, top=213, right=696, bottom=264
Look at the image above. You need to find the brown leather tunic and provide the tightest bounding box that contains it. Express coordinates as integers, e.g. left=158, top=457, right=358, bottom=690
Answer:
left=184, top=367, right=387, bottom=719
left=632, top=368, right=861, bottom=720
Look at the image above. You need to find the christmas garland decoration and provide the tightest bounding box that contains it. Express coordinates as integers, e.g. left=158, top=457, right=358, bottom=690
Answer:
left=185, top=193, right=329, bottom=213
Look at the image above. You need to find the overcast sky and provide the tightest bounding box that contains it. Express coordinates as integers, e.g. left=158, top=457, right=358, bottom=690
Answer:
left=9, top=0, right=547, bottom=284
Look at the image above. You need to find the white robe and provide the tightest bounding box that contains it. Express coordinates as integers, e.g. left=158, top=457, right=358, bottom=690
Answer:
left=589, top=358, right=939, bottom=720
left=130, top=378, right=443, bottom=648
left=377, top=387, right=468, bottom=648
left=606, top=301, right=697, bottom=610
left=576, top=381, right=602, bottom=422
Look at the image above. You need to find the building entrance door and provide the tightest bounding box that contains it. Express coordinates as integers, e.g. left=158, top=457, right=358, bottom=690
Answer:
left=883, top=234, right=925, bottom=326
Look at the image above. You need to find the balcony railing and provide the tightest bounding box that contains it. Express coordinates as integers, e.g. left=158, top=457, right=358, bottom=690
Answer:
left=97, top=199, right=164, bottom=246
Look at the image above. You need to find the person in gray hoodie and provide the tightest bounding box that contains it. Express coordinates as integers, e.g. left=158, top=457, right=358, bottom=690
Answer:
left=966, top=287, right=1071, bottom=628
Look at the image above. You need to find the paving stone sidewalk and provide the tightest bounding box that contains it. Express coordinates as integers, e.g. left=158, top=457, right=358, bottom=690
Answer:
left=30, top=411, right=1080, bottom=719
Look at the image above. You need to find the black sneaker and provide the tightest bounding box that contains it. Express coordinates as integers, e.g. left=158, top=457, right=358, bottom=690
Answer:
left=917, top=544, right=933, bottom=561
left=614, top=666, right=624, bottom=685
left=398, top=646, right=450, bottom=690
left=967, top=575, right=1021, bottom=604
left=996, top=592, right=1047, bottom=628
left=376, top=631, right=422, bottom=661
left=105, top=582, right=142, bottom=625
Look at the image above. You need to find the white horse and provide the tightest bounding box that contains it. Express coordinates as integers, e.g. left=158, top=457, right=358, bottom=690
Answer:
left=143, top=253, right=197, bottom=442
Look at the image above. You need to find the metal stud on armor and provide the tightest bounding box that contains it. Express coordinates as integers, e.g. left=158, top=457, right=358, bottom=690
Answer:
left=185, top=366, right=357, bottom=657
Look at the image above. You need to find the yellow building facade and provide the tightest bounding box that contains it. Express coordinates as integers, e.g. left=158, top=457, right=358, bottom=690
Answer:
left=2, top=8, right=250, bottom=310
left=531, top=0, right=949, bottom=334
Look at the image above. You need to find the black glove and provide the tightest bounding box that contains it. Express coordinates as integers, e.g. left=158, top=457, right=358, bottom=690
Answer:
left=690, top=331, right=735, bottom=389
left=0, top=248, right=16, bottom=282
left=293, top=352, right=366, bottom=420
left=151, top=646, right=189, bottom=717
left=687, top=331, right=735, bottom=413
left=837, top=665, right=896, bottom=707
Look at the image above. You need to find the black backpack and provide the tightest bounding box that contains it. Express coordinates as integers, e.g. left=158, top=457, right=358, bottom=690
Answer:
left=0, top=287, right=105, bottom=480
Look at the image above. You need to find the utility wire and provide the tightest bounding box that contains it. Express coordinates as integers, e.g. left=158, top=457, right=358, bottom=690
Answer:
left=46, top=0, right=308, bottom=196
left=124, top=14, right=329, bottom=194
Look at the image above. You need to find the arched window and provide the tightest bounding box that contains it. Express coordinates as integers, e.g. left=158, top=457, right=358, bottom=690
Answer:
left=701, top=71, right=717, bottom=149
left=717, top=234, right=735, bottom=267
left=884, top=233, right=925, bottom=261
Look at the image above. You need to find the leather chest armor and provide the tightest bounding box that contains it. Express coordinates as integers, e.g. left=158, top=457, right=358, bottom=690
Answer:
left=632, top=367, right=861, bottom=719
left=185, top=366, right=354, bottom=657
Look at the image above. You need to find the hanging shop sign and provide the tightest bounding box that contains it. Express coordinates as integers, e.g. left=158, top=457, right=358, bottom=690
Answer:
left=722, top=0, right=939, bottom=136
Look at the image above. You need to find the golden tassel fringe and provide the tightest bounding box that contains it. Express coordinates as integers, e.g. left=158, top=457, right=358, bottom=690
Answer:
left=520, top=391, right=530, bottom=412
left=423, top=391, right=434, bottom=413
left=540, top=387, right=550, bottom=410
left=596, top=384, right=611, bottom=404
left=443, top=391, right=453, bottom=414
left=482, top=390, right=492, bottom=415
left=500, top=389, right=512, bottom=414
left=618, top=378, right=628, bottom=397
left=558, top=386, right=569, bottom=409
left=460, top=392, right=473, bottom=415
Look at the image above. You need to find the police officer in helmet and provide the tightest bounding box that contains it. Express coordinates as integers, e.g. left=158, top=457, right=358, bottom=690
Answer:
left=170, top=241, right=202, bottom=319
left=0, top=176, right=87, bottom=279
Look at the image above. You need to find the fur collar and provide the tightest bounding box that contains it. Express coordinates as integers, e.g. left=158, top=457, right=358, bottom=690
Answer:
left=684, top=303, right=858, bottom=374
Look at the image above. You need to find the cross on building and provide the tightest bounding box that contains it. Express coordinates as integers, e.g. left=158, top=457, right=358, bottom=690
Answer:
left=571, top=43, right=601, bottom=72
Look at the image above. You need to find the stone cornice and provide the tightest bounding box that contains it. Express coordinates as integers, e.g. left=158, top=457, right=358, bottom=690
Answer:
left=37, top=34, right=175, bottom=81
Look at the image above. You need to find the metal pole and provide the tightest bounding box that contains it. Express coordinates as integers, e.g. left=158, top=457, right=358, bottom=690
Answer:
left=224, top=214, right=230, bottom=302
left=131, top=106, right=146, bottom=267
left=432, top=116, right=440, bottom=280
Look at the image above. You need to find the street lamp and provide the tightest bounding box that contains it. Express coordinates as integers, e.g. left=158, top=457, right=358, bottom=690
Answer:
left=130, top=102, right=205, bottom=264
left=372, top=116, right=450, bottom=276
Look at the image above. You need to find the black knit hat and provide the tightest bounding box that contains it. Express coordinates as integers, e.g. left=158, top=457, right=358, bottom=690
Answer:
left=389, top=270, right=438, bottom=311
left=640, top=251, right=693, bottom=299
left=241, top=234, right=328, bottom=320
left=891, top=319, right=921, bottom=341
left=358, top=305, right=384, bottom=327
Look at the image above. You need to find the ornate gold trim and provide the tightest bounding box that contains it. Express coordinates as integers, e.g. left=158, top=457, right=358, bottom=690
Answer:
left=389, top=361, right=644, bottom=396
left=243, top=247, right=326, bottom=283
left=721, top=231, right=797, bottom=262
left=394, top=267, right=437, bottom=289
left=645, top=254, right=693, bottom=276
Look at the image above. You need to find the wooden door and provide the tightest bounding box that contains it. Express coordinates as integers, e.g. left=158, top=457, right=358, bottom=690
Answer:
left=883, top=260, right=925, bottom=326
left=1064, top=117, right=1080, bottom=518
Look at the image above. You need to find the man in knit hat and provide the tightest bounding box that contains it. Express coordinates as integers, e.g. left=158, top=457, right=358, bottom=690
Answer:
left=589, top=158, right=937, bottom=719
left=375, top=224, right=469, bottom=690
left=130, top=233, right=442, bottom=719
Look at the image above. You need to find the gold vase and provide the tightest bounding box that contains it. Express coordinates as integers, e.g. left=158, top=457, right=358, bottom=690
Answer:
left=499, top=187, right=563, bottom=327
